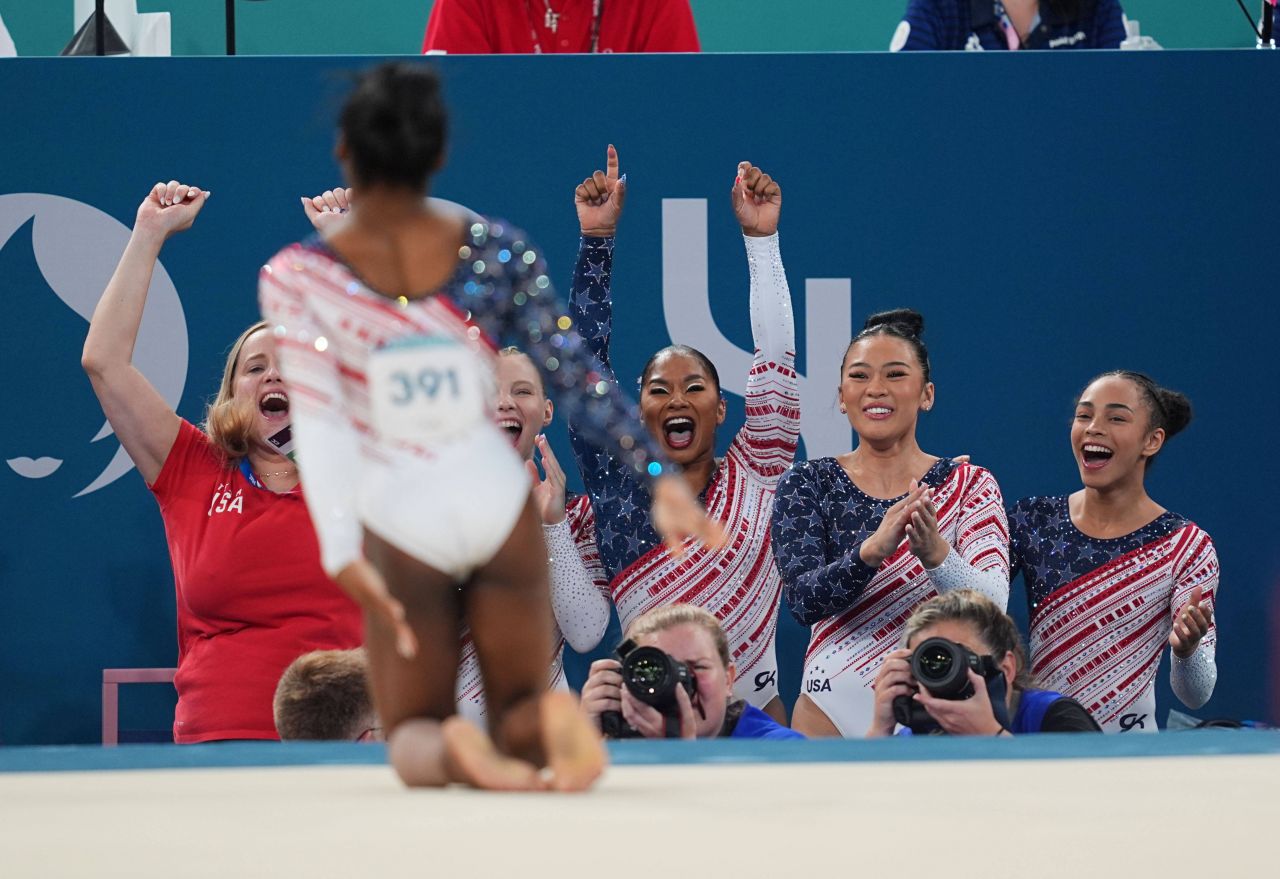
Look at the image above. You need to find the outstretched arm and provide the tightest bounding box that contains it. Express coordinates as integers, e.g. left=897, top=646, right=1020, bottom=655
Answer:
left=82, top=182, right=205, bottom=485
left=569, top=144, right=626, bottom=373
left=731, top=161, right=800, bottom=476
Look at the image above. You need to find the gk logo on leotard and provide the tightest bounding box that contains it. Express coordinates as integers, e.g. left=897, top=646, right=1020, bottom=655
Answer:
left=804, top=678, right=832, bottom=694
left=0, top=194, right=188, bottom=497
left=661, top=199, right=852, bottom=459
left=1119, top=713, right=1148, bottom=732
left=754, top=670, right=777, bottom=692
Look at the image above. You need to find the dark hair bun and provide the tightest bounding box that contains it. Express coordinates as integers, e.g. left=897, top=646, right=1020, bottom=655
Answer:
left=1155, top=388, right=1192, bottom=439
left=863, top=308, right=924, bottom=339
left=340, top=62, right=447, bottom=189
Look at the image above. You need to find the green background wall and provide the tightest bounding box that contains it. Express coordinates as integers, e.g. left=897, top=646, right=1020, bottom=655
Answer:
left=0, top=1, right=1259, bottom=55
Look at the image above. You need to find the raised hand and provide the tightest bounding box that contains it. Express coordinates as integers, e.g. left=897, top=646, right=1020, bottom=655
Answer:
left=333, top=558, right=418, bottom=660
left=135, top=181, right=209, bottom=240
left=730, top=161, right=781, bottom=237
left=651, top=474, right=726, bottom=559
left=1170, top=586, right=1213, bottom=658
left=302, top=187, right=353, bottom=231
left=859, top=482, right=929, bottom=568
left=575, top=144, right=627, bottom=237
left=525, top=434, right=568, bottom=525
left=904, top=488, right=949, bottom=568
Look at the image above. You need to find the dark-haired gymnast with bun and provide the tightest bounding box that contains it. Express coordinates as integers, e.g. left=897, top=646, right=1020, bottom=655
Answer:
left=259, top=62, right=720, bottom=790
left=769, top=309, right=1011, bottom=737
left=1009, top=371, right=1218, bottom=733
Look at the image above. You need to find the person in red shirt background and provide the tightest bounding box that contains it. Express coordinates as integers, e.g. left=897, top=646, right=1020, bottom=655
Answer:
left=423, top=0, right=699, bottom=54
left=82, top=181, right=363, bottom=743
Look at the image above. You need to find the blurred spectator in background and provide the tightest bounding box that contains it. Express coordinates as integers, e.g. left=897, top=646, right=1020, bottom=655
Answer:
left=890, top=0, right=1125, bottom=51
left=274, top=649, right=380, bottom=741
left=422, top=0, right=699, bottom=54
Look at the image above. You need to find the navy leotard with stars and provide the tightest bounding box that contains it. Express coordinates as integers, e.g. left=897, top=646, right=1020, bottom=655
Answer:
left=1009, top=494, right=1220, bottom=732
left=1010, top=495, right=1188, bottom=615
left=567, top=236, right=665, bottom=576
left=772, top=457, right=957, bottom=626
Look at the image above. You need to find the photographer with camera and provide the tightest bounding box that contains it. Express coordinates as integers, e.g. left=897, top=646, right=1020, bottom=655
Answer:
left=581, top=605, right=803, bottom=740
left=867, top=590, right=1100, bottom=736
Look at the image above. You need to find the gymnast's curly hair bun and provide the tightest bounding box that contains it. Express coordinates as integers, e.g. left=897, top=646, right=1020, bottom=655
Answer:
left=863, top=307, right=925, bottom=339
left=1153, top=386, right=1193, bottom=439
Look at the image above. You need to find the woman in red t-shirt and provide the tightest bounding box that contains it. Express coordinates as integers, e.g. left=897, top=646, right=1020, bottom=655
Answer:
left=422, top=0, right=700, bottom=54
left=82, top=183, right=363, bottom=743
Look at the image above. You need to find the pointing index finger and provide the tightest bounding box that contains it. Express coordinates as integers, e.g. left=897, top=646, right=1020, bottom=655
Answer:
left=606, top=144, right=619, bottom=181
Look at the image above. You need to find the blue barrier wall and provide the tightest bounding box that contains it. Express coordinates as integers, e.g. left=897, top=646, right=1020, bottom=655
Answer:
left=1, top=51, right=1277, bottom=744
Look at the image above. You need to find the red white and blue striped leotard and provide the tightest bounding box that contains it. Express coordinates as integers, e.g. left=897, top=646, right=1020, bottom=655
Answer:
left=771, top=457, right=1010, bottom=736
left=1010, top=495, right=1219, bottom=733
left=568, top=233, right=800, bottom=709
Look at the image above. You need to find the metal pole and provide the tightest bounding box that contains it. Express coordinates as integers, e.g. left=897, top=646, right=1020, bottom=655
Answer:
left=226, top=0, right=236, bottom=55
left=96, top=0, right=106, bottom=55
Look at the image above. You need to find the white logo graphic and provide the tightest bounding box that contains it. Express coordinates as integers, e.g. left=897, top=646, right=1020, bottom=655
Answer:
left=662, top=199, right=852, bottom=459
left=0, top=193, right=188, bottom=497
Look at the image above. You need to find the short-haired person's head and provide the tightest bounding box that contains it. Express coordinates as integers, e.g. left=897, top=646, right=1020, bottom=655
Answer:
left=1072, top=370, right=1192, bottom=485
left=625, top=604, right=734, bottom=738
left=494, top=347, right=553, bottom=461
left=903, top=590, right=1030, bottom=692
left=205, top=320, right=287, bottom=460
left=339, top=62, right=447, bottom=190
left=838, top=308, right=934, bottom=440
left=637, top=345, right=726, bottom=467
left=273, top=649, right=379, bottom=741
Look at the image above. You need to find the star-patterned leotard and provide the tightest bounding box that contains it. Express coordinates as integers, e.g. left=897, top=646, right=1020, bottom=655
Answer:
left=1010, top=495, right=1219, bottom=733
left=568, top=232, right=800, bottom=710
left=771, top=456, right=1010, bottom=736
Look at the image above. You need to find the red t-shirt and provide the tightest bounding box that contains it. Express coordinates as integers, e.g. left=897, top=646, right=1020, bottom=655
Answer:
left=150, top=420, right=363, bottom=743
left=422, top=0, right=700, bottom=54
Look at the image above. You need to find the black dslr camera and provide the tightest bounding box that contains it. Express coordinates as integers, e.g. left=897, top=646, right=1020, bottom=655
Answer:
left=892, top=637, right=1003, bottom=735
left=599, top=639, right=697, bottom=739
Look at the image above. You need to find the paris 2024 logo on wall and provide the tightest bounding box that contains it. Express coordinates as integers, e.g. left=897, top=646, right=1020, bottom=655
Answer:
left=0, top=193, right=188, bottom=497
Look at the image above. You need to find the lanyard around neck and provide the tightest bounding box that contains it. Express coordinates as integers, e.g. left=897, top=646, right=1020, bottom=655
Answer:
left=526, top=0, right=605, bottom=54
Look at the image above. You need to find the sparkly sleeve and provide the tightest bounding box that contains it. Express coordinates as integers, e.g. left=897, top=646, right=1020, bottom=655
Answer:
left=1169, top=529, right=1219, bottom=709
left=544, top=515, right=610, bottom=653
left=258, top=251, right=363, bottom=575
left=771, top=464, right=880, bottom=627
left=924, top=467, right=1011, bottom=609
left=568, top=236, right=615, bottom=374
left=564, top=234, right=651, bottom=525
left=733, top=233, right=800, bottom=480
left=464, top=226, right=667, bottom=481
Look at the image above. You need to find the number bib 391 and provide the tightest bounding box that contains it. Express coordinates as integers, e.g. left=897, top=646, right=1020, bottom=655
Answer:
left=368, top=336, right=491, bottom=445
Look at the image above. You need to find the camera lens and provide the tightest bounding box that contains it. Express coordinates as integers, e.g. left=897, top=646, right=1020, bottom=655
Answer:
left=917, top=645, right=953, bottom=681
left=628, top=656, right=667, bottom=691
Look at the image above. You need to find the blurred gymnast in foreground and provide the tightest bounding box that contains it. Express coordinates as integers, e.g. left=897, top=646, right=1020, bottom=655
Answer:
left=259, top=62, right=721, bottom=790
